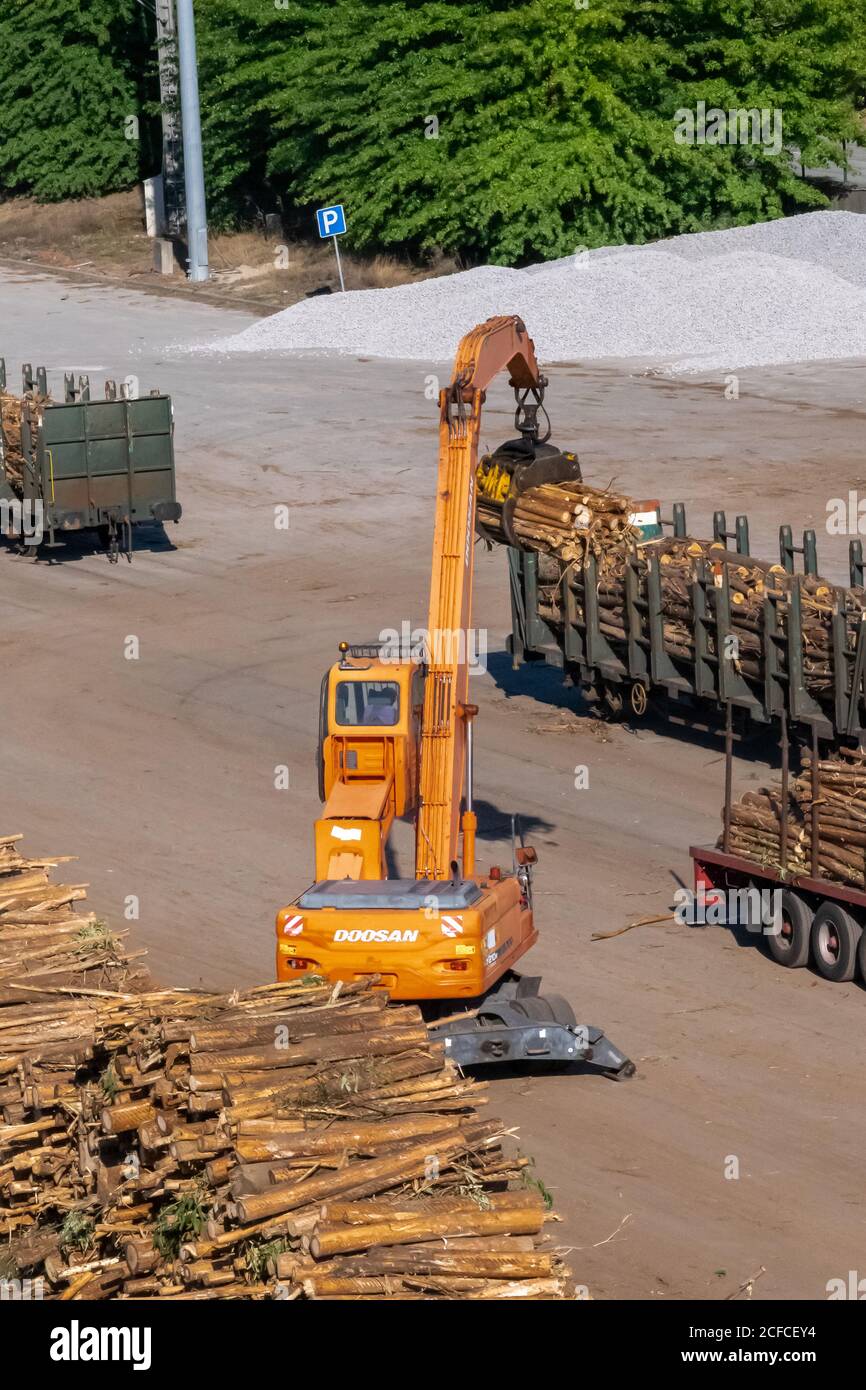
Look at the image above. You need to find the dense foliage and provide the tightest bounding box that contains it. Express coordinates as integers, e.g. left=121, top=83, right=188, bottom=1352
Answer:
left=0, top=0, right=153, bottom=201
left=1, top=0, right=865, bottom=261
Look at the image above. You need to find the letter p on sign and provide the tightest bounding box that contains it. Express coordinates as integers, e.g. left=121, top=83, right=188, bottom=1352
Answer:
left=316, top=204, right=346, bottom=238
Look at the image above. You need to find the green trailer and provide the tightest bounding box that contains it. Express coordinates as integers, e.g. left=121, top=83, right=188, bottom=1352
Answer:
left=0, top=360, right=181, bottom=561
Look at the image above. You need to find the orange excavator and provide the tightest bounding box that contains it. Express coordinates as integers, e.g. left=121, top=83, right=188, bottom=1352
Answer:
left=276, top=316, right=633, bottom=1075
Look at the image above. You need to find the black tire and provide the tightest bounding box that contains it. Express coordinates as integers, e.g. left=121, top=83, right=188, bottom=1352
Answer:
left=539, top=993, right=577, bottom=1028
left=508, top=996, right=560, bottom=1024
left=507, top=993, right=578, bottom=1028
left=765, top=888, right=812, bottom=969
left=857, top=930, right=866, bottom=985
left=509, top=993, right=582, bottom=1072
left=810, top=901, right=861, bottom=983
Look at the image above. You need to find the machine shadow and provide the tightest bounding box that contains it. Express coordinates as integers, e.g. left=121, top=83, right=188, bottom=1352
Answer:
left=457, top=1058, right=631, bottom=1082
left=485, top=647, right=785, bottom=767
left=0, top=522, right=177, bottom=565
left=474, top=797, right=555, bottom=842
left=384, top=797, right=554, bottom=878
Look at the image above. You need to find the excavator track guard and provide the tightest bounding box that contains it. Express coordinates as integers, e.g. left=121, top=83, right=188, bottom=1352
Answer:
left=428, top=974, right=635, bottom=1078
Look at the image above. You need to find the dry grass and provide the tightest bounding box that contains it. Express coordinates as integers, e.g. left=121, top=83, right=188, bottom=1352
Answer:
left=0, top=191, right=458, bottom=309
left=0, top=190, right=146, bottom=263
left=207, top=230, right=456, bottom=303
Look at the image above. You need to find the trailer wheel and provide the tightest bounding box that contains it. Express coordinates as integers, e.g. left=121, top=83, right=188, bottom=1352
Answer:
left=857, top=931, right=866, bottom=985
left=765, top=889, right=811, bottom=969
left=810, top=902, right=861, bottom=982
left=629, top=682, right=648, bottom=718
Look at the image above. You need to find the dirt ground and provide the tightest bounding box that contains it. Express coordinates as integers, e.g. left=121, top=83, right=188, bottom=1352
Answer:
left=2, top=264, right=866, bottom=1301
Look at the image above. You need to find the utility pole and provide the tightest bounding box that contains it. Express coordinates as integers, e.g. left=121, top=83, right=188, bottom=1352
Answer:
left=175, top=0, right=209, bottom=282
left=155, top=0, right=185, bottom=239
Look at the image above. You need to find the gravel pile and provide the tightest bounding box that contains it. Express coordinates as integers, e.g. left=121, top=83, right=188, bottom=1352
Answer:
left=198, top=211, right=866, bottom=370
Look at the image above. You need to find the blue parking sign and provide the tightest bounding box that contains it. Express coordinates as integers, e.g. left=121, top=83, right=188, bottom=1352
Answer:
left=316, top=204, right=347, bottom=238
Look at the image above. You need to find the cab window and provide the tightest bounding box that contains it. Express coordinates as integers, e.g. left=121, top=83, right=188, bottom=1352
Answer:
left=335, top=680, right=400, bottom=727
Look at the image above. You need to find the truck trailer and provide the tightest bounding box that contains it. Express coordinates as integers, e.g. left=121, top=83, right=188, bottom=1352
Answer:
left=691, top=712, right=866, bottom=986
left=504, top=505, right=866, bottom=745
left=0, top=360, right=181, bottom=561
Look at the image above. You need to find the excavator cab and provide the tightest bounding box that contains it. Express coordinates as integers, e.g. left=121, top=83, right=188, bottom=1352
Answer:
left=314, top=643, right=424, bottom=880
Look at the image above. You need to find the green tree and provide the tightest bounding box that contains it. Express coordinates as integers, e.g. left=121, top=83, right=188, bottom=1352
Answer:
left=2, top=0, right=864, bottom=254
left=197, top=0, right=866, bottom=262
left=196, top=0, right=288, bottom=225
left=0, top=0, right=153, bottom=201
left=629, top=0, right=866, bottom=229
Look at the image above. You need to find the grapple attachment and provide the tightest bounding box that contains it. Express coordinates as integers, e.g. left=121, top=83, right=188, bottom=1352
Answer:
left=474, top=388, right=582, bottom=546
left=476, top=438, right=582, bottom=547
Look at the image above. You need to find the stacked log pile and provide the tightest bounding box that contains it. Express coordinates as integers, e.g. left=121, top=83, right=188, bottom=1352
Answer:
left=0, top=387, right=49, bottom=491
left=505, top=480, right=865, bottom=708
left=0, top=834, right=146, bottom=1004
left=723, top=746, right=866, bottom=887
left=1, top=838, right=571, bottom=1301
left=582, top=538, right=853, bottom=695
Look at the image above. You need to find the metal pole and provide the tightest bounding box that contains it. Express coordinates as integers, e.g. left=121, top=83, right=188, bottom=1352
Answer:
left=780, top=707, right=789, bottom=874
left=811, top=724, right=820, bottom=878
left=850, top=538, right=864, bottom=589
left=723, top=702, right=733, bottom=854
left=461, top=705, right=477, bottom=878
left=465, top=716, right=474, bottom=815
left=176, top=0, right=208, bottom=282
left=332, top=236, right=346, bottom=292
left=155, top=0, right=184, bottom=239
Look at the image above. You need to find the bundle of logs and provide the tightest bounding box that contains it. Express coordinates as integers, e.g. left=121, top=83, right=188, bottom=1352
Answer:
left=0, top=387, right=47, bottom=491
left=509, top=480, right=640, bottom=560
left=1, top=839, right=571, bottom=1301
left=584, top=538, right=856, bottom=696
left=506, top=480, right=866, bottom=705
left=722, top=746, right=866, bottom=888
left=0, top=834, right=146, bottom=1005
